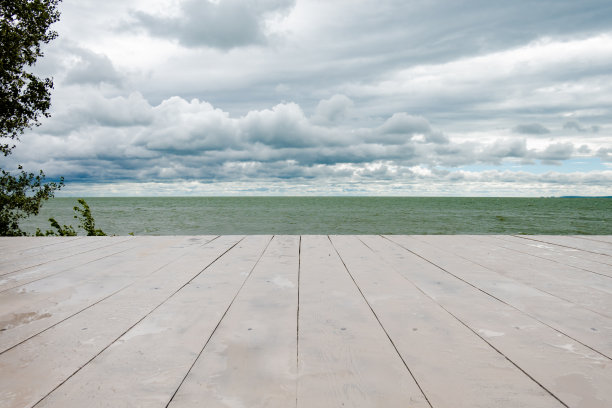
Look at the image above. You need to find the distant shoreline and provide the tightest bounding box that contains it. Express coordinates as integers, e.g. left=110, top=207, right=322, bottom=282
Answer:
left=560, top=196, right=612, bottom=198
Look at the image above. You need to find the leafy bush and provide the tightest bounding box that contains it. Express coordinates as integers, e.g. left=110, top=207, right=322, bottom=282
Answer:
left=36, top=199, right=106, bottom=236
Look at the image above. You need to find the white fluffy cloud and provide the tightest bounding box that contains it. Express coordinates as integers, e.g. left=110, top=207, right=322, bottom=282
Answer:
left=6, top=92, right=610, bottom=197
left=312, top=94, right=354, bottom=125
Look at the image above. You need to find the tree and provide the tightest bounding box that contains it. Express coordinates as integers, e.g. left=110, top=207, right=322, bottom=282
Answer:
left=1, top=0, right=61, bottom=155
left=1, top=0, right=62, bottom=236
left=1, top=165, right=62, bottom=235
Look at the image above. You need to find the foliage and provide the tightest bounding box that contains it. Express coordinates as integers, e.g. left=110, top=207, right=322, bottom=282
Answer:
left=1, top=0, right=61, bottom=156
left=0, top=165, right=63, bottom=235
left=73, top=198, right=106, bottom=235
left=1, top=0, right=63, bottom=236
left=36, top=198, right=106, bottom=236
left=35, top=216, right=74, bottom=236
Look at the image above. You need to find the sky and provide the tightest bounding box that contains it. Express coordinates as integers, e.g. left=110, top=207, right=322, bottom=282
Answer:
left=6, top=0, right=612, bottom=196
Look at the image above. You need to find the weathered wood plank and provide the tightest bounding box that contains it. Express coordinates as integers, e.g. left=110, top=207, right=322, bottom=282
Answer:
left=487, top=235, right=612, bottom=278
left=0, top=236, right=207, bottom=353
left=505, top=235, right=612, bottom=268
left=0, top=237, right=140, bottom=292
left=516, top=236, right=612, bottom=257
left=418, top=235, right=612, bottom=316
left=0, top=237, right=123, bottom=275
left=386, top=235, right=612, bottom=359
left=0, top=235, right=610, bottom=408
left=0, top=237, right=83, bottom=255
left=332, top=235, right=564, bottom=408
left=33, top=236, right=269, bottom=408
left=1, top=236, right=111, bottom=265
left=297, top=235, right=429, bottom=408
left=360, top=235, right=612, bottom=408
left=575, top=236, right=612, bottom=244
left=169, top=235, right=299, bottom=408
left=0, top=235, right=251, bottom=408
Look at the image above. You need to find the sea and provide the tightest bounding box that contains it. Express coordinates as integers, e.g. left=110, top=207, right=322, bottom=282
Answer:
left=19, top=197, right=612, bottom=236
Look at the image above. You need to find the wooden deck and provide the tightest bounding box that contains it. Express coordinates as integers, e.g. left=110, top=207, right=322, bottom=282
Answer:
left=0, top=235, right=611, bottom=408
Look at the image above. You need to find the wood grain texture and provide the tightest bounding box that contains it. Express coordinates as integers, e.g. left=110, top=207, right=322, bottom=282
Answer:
left=332, top=235, right=564, bottom=408
left=576, top=236, right=612, bottom=244
left=0, top=236, right=208, bottom=353
left=418, top=235, right=612, bottom=316
left=515, top=236, right=612, bottom=259
left=0, top=237, right=83, bottom=257
left=1, top=237, right=118, bottom=275
left=0, top=235, right=240, bottom=408
left=501, top=236, right=612, bottom=271
left=386, top=235, right=612, bottom=360
left=360, top=235, right=612, bottom=408
left=483, top=235, right=612, bottom=278
left=30, top=236, right=268, bottom=408
left=169, top=235, right=299, bottom=408
left=0, top=236, right=609, bottom=408
left=0, top=237, right=140, bottom=292
left=297, top=235, right=429, bottom=408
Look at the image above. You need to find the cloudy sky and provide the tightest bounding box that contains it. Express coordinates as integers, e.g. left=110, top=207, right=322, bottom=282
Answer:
left=7, top=0, right=612, bottom=196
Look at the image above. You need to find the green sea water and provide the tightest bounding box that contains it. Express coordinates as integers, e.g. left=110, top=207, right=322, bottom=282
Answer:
left=19, top=197, right=612, bottom=235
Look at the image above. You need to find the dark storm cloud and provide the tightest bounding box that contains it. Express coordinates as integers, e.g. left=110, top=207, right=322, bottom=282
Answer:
left=274, top=0, right=612, bottom=92
left=383, top=0, right=612, bottom=61
left=124, top=0, right=612, bottom=108
left=63, top=47, right=123, bottom=86
left=130, top=0, right=295, bottom=49
left=537, top=142, right=575, bottom=165
left=479, top=139, right=529, bottom=164
left=563, top=121, right=601, bottom=133
left=513, top=123, right=550, bottom=135
left=378, top=113, right=431, bottom=136
left=596, top=147, right=612, bottom=162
